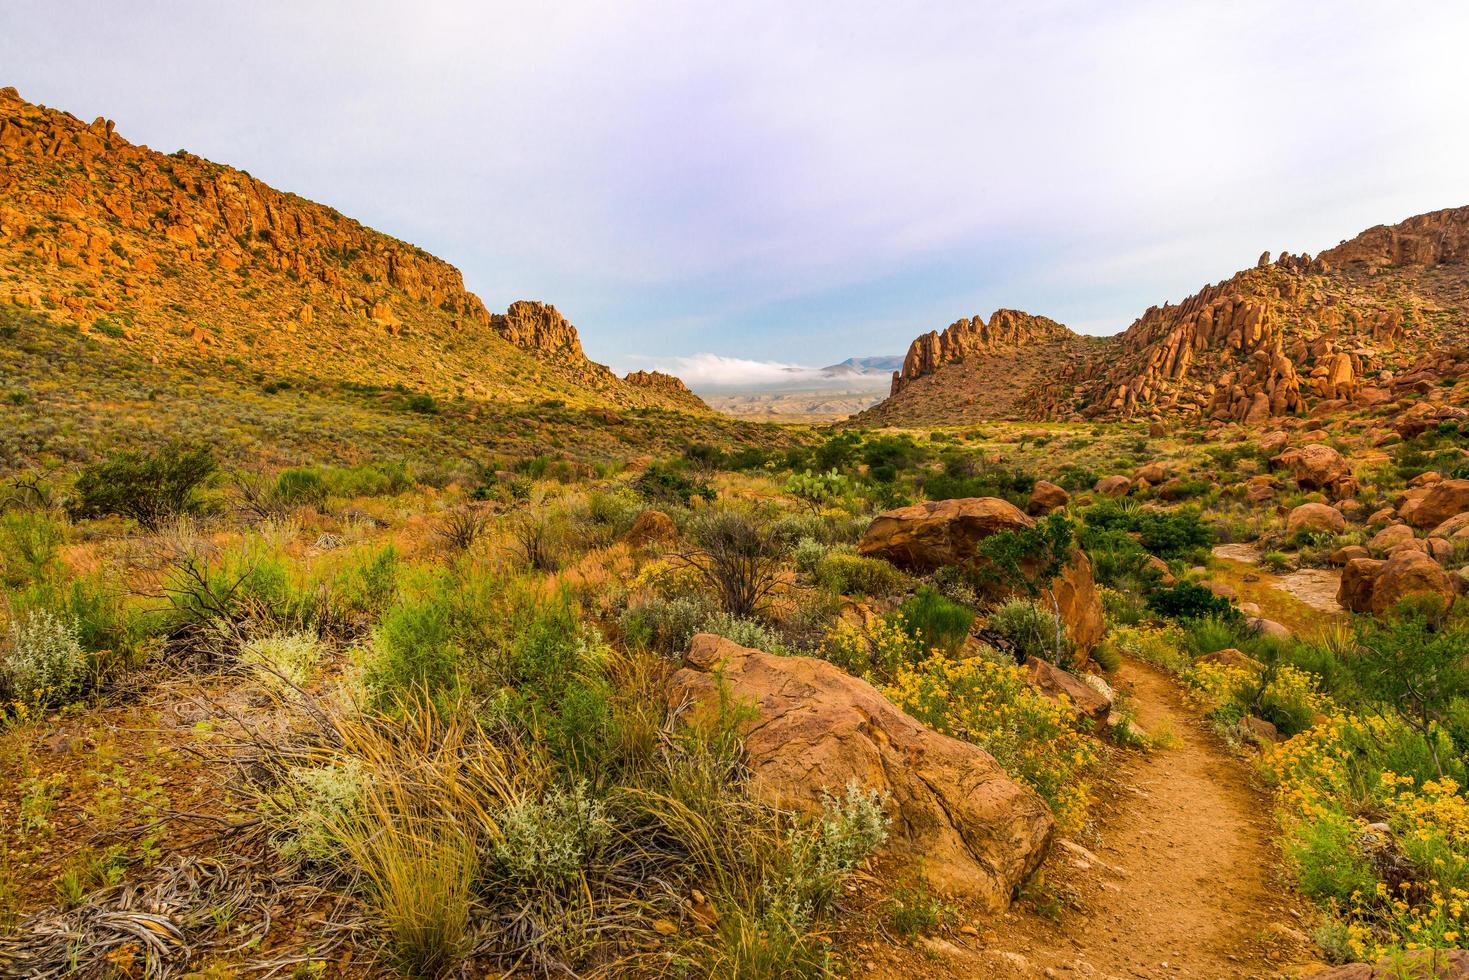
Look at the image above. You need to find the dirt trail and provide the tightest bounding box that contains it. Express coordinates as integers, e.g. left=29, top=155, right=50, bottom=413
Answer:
left=868, top=658, right=1315, bottom=978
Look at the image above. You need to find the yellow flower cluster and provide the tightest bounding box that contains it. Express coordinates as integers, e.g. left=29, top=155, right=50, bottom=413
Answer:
left=1265, top=711, right=1469, bottom=958
left=885, top=651, right=1100, bottom=834
left=820, top=615, right=914, bottom=682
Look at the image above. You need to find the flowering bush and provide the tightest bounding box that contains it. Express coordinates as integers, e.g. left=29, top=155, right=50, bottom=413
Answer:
left=1267, top=713, right=1469, bottom=959
left=885, top=652, right=1099, bottom=833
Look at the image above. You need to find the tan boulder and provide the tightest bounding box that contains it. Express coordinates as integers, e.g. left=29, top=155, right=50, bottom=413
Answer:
left=1195, top=648, right=1260, bottom=671
left=1408, top=471, right=1444, bottom=488
left=671, top=634, right=1054, bottom=908
left=859, top=498, right=1030, bottom=572
left=1245, top=475, right=1276, bottom=502
left=1027, top=480, right=1070, bottom=516
left=1401, top=480, right=1469, bottom=530
left=1048, top=551, right=1105, bottom=656
left=622, top=509, right=677, bottom=547
left=1134, top=462, right=1168, bottom=485
left=1095, top=475, right=1132, bottom=497
left=1248, top=617, right=1292, bottom=640
left=1369, top=550, right=1457, bottom=615
left=1286, top=502, right=1346, bottom=537
left=1338, top=558, right=1386, bottom=613
left=1367, top=507, right=1398, bottom=528
left=1430, top=512, right=1469, bottom=539
left=1369, top=523, right=1417, bottom=555
left=1276, top=444, right=1355, bottom=498
left=1023, top=656, right=1111, bottom=720
left=1330, top=544, right=1370, bottom=565
left=1257, top=431, right=1289, bottom=456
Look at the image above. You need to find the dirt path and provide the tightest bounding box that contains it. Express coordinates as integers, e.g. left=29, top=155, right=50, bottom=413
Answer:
left=866, top=658, right=1317, bottom=978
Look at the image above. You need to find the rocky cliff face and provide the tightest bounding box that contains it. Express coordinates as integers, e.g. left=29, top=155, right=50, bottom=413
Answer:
left=0, top=87, right=704, bottom=412
left=892, top=309, right=1077, bottom=396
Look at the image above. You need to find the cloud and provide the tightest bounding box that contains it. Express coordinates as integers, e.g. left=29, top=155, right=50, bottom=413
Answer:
left=621, top=353, right=891, bottom=392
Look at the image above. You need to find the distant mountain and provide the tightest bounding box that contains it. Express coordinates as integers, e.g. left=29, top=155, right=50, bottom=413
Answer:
left=820, top=355, right=904, bottom=377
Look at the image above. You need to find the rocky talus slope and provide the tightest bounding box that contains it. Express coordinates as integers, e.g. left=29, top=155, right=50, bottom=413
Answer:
left=858, top=207, right=1469, bottom=427
left=0, top=87, right=701, bottom=411
left=851, top=309, right=1108, bottom=425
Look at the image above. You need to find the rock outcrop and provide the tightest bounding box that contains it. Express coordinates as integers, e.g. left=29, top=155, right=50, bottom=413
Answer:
left=623, top=369, right=711, bottom=411
left=891, top=309, right=1076, bottom=395
left=857, top=497, right=1104, bottom=655
left=0, top=87, right=703, bottom=412
left=669, top=634, right=1055, bottom=908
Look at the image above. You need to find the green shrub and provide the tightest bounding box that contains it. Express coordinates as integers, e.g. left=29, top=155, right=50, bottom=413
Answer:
left=619, top=596, right=715, bottom=656
left=633, top=463, right=715, bottom=506
left=2, top=609, right=87, bottom=710
left=699, top=611, right=790, bottom=655
left=1147, top=582, right=1239, bottom=622
left=1181, top=615, right=1246, bottom=657
left=898, top=586, right=974, bottom=657
left=69, top=442, right=217, bottom=529
left=275, top=467, right=328, bottom=508
left=987, top=598, right=1071, bottom=664
left=0, top=509, right=63, bottom=587
left=1083, top=500, right=1213, bottom=562
left=883, top=883, right=954, bottom=938
left=1285, top=813, right=1378, bottom=905
left=814, top=551, right=909, bottom=598
left=493, top=781, right=610, bottom=887
left=792, top=536, right=828, bottom=575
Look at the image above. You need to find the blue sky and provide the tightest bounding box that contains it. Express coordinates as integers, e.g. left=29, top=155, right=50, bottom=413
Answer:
left=5, top=1, right=1469, bottom=382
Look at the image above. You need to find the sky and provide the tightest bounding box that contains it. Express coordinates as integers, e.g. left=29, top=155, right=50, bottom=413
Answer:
left=5, top=1, right=1469, bottom=385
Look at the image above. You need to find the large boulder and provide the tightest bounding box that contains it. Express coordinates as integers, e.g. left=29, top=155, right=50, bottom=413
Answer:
left=1370, top=550, right=1457, bottom=614
left=1286, top=502, right=1346, bottom=537
left=670, top=634, right=1054, bottom=908
left=859, top=498, right=1031, bottom=572
left=1049, top=550, right=1104, bottom=655
left=1095, top=475, right=1132, bottom=497
left=1276, top=444, right=1356, bottom=499
left=1027, top=480, right=1070, bottom=516
left=1402, top=479, right=1469, bottom=530
left=859, top=498, right=1103, bottom=655
left=1369, top=523, right=1418, bottom=555
left=1023, top=656, right=1110, bottom=720
left=1431, top=512, right=1469, bottom=539
left=1338, top=558, right=1385, bottom=613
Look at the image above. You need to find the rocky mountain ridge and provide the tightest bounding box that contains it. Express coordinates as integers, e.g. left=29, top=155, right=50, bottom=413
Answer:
left=859, top=207, right=1469, bottom=427
left=0, top=86, right=703, bottom=412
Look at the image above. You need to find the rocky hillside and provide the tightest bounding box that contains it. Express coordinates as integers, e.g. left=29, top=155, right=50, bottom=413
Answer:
left=1074, top=206, right=1469, bottom=424
left=850, top=309, right=1109, bottom=425
left=0, top=87, right=701, bottom=412
left=622, top=369, right=710, bottom=411
left=857, top=207, right=1469, bottom=427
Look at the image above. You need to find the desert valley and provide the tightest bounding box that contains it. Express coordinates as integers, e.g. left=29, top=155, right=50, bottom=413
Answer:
left=4, top=28, right=1469, bottom=980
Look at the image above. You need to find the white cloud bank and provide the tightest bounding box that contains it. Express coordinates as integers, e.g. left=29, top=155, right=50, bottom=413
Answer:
left=623, top=353, right=892, bottom=392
